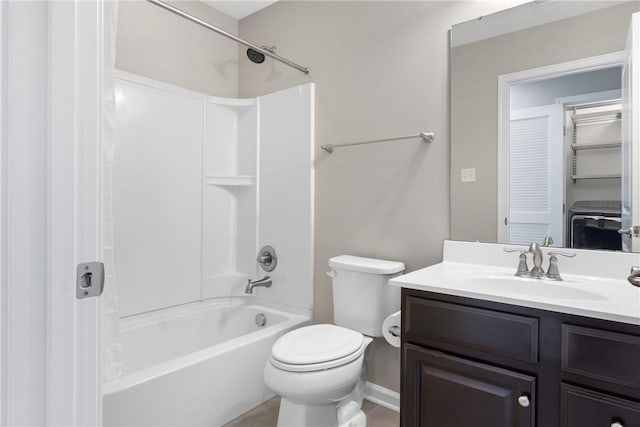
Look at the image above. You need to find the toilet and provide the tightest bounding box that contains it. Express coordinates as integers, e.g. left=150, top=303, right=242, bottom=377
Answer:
left=264, top=255, right=404, bottom=427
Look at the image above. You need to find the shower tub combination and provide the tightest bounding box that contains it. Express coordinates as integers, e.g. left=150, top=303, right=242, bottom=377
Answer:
left=103, top=299, right=310, bottom=426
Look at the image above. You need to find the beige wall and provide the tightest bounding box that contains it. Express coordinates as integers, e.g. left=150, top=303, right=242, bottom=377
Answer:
left=116, top=1, right=238, bottom=97
left=238, top=0, right=523, bottom=392
left=450, top=3, right=639, bottom=244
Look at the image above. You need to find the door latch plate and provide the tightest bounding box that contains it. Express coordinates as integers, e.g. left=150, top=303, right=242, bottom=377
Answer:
left=76, top=262, right=105, bottom=299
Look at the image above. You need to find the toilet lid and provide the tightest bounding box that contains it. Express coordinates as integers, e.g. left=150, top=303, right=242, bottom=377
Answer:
left=271, top=324, right=364, bottom=366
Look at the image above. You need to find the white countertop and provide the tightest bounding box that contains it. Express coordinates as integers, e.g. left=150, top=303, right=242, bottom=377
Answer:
left=390, top=240, right=640, bottom=325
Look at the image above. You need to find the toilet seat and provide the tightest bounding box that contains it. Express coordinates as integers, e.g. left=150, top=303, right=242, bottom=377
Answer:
left=270, top=324, right=366, bottom=373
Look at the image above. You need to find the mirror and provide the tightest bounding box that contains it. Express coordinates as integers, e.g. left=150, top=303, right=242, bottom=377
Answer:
left=450, top=0, right=640, bottom=252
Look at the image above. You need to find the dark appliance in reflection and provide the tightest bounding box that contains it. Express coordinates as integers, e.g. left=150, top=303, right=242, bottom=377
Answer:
left=569, top=201, right=621, bottom=251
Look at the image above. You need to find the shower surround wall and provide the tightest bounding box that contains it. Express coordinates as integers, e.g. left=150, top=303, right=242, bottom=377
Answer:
left=107, top=71, right=314, bottom=380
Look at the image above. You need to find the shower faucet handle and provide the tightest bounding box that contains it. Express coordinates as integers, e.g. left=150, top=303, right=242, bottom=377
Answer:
left=257, top=252, right=272, bottom=264
left=256, top=245, right=278, bottom=272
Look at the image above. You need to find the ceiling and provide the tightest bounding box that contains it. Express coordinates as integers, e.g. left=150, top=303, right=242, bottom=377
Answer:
left=203, top=1, right=278, bottom=19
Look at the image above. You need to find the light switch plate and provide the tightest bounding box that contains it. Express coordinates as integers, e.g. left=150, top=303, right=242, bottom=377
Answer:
left=461, top=168, right=476, bottom=183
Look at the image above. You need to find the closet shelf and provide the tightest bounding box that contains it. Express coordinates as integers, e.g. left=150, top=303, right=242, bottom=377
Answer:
left=571, top=140, right=621, bottom=151
left=571, top=109, right=621, bottom=125
left=205, top=175, right=255, bottom=186
left=571, top=173, right=621, bottom=181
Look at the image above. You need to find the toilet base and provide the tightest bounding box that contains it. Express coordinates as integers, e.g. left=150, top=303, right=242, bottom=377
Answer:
left=338, top=410, right=366, bottom=427
left=277, top=398, right=338, bottom=427
left=276, top=400, right=368, bottom=427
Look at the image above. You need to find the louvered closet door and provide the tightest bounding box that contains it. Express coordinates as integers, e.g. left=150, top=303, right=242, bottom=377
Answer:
left=508, top=105, right=563, bottom=245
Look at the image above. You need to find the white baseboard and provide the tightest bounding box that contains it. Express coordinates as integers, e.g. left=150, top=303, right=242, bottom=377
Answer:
left=364, top=382, right=400, bottom=413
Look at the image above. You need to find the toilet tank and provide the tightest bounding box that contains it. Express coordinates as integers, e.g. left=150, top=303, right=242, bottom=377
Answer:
left=328, top=255, right=404, bottom=337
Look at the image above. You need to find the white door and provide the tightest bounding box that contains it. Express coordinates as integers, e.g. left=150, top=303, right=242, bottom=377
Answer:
left=507, top=104, right=564, bottom=246
left=621, top=12, right=640, bottom=252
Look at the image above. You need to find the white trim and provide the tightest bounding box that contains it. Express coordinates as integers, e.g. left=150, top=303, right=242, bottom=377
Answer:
left=497, top=51, right=626, bottom=243
left=555, top=89, right=621, bottom=107
left=452, top=1, right=630, bottom=48
left=364, top=381, right=400, bottom=413
left=0, top=1, right=7, bottom=424
left=632, top=13, right=640, bottom=252
left=47, top=1, right=109, bottom=425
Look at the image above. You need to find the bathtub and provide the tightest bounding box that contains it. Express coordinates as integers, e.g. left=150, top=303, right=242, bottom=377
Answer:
left=103, top=299, right=310, bottom=426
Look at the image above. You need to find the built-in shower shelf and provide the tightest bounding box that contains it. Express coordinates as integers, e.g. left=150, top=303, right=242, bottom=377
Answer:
left=208, top=97, right=256, bottom=108
left=205, top=175, right=255, bottom=187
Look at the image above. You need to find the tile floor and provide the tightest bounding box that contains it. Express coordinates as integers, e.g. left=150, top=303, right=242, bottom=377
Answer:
left=223, top=397, right=399, bottom=427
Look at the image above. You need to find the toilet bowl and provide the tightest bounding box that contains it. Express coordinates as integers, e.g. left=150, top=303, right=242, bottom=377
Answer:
left=264, top=256, right=404, bottom=427
left=264, top=324, right=373, bottom=427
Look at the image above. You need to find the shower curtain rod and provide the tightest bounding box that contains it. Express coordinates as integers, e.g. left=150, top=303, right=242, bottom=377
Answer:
left=321, top=132, right=435, bottom=153
left=146, top=0, right=310, bottom=74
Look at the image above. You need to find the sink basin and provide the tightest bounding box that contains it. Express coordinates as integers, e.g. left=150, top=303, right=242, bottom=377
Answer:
left=465, top=276, right=608, bottom=301
left=441, top=268, right=610, bottom=302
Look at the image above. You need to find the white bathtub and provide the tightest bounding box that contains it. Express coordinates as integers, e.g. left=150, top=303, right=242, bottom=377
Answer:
left=103, top=299, right=310, bottom=426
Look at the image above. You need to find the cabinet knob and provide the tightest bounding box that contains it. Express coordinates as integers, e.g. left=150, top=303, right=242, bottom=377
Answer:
left=611, top=422, right=624, bottom=427
left=517, top=395, right=530, bottom=408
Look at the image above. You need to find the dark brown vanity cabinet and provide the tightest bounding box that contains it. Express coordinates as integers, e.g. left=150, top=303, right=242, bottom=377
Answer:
left=401, top=288, right=640, bottom=427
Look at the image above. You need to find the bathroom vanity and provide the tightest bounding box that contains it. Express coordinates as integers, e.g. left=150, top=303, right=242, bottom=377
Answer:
left=391, top=241, right=640, bottom=427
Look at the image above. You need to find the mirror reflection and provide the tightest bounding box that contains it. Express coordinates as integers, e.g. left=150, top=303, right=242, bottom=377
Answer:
left=450, top=1, right=640, bottom=252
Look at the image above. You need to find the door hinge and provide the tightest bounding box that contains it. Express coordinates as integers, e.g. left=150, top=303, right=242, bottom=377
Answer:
left=76, top=262, right=105, bottom=299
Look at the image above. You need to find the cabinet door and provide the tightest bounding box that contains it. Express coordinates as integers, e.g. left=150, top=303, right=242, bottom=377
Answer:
left=403, top=344, right=535, bottom=427
left=561, top=383, right=640, bottom=427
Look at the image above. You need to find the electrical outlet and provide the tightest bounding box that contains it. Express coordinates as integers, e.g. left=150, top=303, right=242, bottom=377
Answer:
left=461, top=168, right=476, bottom=183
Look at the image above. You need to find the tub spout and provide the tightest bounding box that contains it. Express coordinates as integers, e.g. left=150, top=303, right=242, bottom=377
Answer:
left=245, top=275, right=272, bottom=294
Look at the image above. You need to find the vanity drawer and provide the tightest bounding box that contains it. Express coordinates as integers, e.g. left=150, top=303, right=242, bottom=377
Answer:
left=561, top=383, right=640, bottom=427
left=562, top=325, right=640, bottom=389
left=405, top=296, right=539, bottom=363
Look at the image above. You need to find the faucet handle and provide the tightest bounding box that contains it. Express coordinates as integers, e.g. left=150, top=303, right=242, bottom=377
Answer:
left=503, top=247, right=527, bottom=253
left=546, top=256, right=562, bottom=280
left=628, top=266, right=640, bottom=287
left=515, top=253, right=530, bottom=277
left=548, top=251, right=576, bottom=258
left=545, top=251, right=575, bottom=281
left=503, top=247, right=530, bottom=276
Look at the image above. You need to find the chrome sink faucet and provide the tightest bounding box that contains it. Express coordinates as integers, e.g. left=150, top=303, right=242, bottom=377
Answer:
left=245, top=275, right=272, bottom=294
left=504, top=237, right=575, bottom=280
left=528, top=242, right=545, bottom=279
left=528, top=236, right=556, bottom=278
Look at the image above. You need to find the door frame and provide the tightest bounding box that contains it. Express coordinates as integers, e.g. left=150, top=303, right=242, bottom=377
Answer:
left=1, top=1, right=109, bottom=425
left=46, top=1, right=108, bottom=425
left=497, top=51, right=626, bottom=244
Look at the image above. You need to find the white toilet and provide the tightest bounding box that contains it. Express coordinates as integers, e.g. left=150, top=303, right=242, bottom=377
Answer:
left=264, top=255, right=404, bottom=427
